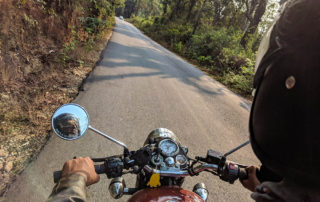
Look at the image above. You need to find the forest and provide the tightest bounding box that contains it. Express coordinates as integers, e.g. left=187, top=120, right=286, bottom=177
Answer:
left=117, top=0, right=284, bottom=96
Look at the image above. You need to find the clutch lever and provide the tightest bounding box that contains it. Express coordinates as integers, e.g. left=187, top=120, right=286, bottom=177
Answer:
left=91, top=157, right=106, bottom=162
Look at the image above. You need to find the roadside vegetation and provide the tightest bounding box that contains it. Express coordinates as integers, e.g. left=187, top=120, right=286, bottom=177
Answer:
left=0, top=0, right=123, bottom=195
left=117, top=0, right=281, bottom=97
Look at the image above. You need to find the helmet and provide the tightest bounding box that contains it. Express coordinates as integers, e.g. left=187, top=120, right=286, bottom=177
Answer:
left=250, top=0, right=320, bottom=186
left=53, top=113, right=81, bottom=138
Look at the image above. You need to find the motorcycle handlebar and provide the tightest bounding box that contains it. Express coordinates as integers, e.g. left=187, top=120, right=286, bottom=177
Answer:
left=144, top=162, right=248, bottom=183
left=238, top=168, right=248, bottom=180
left=53, top=164, right=106, bottom=183
left=53, top=158, right=248, bottom=184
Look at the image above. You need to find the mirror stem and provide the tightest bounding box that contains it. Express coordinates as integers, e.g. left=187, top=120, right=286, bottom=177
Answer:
left=88, top=125, right=129, bottom=154
left=224, top=140, right=250, bottom=157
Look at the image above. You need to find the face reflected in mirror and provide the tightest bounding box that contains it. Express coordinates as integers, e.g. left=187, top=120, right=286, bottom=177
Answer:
left=52, top=104, right=89, bottom=140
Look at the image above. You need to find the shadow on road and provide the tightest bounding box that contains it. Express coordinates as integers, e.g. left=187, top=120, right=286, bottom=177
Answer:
left=86, top=22, right=226, bottom=97
left=239, top=100, right=252, bottom=112
left=113, top=26, right=142, bottom=40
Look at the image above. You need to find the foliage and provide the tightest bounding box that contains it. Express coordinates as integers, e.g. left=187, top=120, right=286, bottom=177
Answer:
left=129, top=15, right=258, bottom=96
left=174, top=41, right=183, bottom=53
left=87, top=0, right=124, bottom=20
left=222, top=65, right=255, bottom=94
left=124, top=0, right=281, bottom=96
left=55, top=0, right=123, bottom=62
left=190, top=28, right=234, bottom=57
left=23, top=14, right=38, bottom=27
left=196, top=55, right=212, bottom=65
left=79, top=17, right=106, bottom=35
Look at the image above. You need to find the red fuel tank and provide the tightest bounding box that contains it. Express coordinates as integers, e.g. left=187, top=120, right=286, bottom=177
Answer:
left=128, top=186, right=204, bottom=202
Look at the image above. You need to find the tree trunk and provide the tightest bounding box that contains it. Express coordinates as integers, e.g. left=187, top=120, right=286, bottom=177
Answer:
left=228, top=0, right=244, bottom=27
left=149, top=0, right=154, bottom=16
left=280, top=0, right=288, bottom=5
left=240, top=0, right=267, bottom=48
left=162, top=0, right=169, bottom=16
left=212, top=0, right=230, bottom=26
left=192, top=0, right=207, bottom=35
left=186, top=0, right=196, bottom=22
left=241, top=0, right=258, bottom=31
left=169, top=0, right=183, bottom=20
left=134, top=0, right=141, bottom=16
left=212, top=1, right=221, bottom=25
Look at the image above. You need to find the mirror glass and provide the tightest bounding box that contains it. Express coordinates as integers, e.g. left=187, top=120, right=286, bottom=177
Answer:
left=51, top=103, right=89, bottom=140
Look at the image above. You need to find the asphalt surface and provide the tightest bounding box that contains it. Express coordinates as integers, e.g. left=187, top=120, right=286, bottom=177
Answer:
left=3, top=18, right=258, bottom=202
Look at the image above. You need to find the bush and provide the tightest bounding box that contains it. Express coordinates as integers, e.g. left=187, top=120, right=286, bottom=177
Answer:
left=196, top=55, right=212, bottom=66
left=88, top=0, right=114, bottom=19
left=190, top=28, right=232, bottom=57
left=163, top=24, right=192, bottom=43
left=128, top=16, right=144, bottom=26
left=222, top=66, right=254, bottom=94
left=174, top=41, right=183, bottom=53
left=79, top=17, right=106, bottom=35
left=141, top=18, right=153, bottom=28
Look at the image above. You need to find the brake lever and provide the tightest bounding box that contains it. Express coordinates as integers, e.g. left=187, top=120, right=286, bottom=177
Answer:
left=70, top=156, right=106, bottom=163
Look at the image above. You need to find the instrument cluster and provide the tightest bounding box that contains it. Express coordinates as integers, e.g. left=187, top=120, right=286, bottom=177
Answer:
left=150, top=138, right=188, bottom=171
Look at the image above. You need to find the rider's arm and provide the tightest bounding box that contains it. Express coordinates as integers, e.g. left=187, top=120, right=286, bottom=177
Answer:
left=47, top=173, right=87, bottom=202
left=47, top=157, right=100, bottom=202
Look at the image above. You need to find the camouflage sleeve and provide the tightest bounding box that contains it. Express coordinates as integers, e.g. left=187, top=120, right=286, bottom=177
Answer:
left=251, top=180, right=320, bottom=202
left=46, top=173, right=87, bottom=202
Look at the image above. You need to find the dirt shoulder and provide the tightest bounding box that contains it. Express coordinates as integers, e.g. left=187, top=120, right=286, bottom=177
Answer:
left=0, top=0, right=114, bottom=196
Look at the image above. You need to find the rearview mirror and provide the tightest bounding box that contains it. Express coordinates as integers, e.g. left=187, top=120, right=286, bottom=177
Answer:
left=51, top=103, right=89, bottom=140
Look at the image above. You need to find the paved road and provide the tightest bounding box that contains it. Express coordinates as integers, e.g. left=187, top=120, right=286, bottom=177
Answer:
left=4, top=18, right=258, bottom=202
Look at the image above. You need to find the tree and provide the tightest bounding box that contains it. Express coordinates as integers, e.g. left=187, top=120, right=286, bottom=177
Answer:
left=280, top=0, right=288, bottom=5
left=211, top=0, right=230, bottom=26
left=186, top=0, right=197, bottom=21
left=240, top=0, right=268, bottom=48
left=241, top=0, right=260, bottom=31
left=131, top=0, right=162, bottom=17
left=192, top=0, right=208, bottom=35
left=161, top=0, right=170, bottom=16
left=169, top=0, right=183, bottom=20
left=226, top=0, right=246, bottom=28
left=123, top=0, right=136, bottom=18
left=134, top=0, right=141, bottom=16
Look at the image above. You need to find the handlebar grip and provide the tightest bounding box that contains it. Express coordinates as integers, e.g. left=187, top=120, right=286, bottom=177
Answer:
left=239, top=168, right=248, bottom=180
left=53, top=164, right=106, bottom=183
left=53, top=171, right=62, bottom=183
left=94, top=164, right=106, bottom=174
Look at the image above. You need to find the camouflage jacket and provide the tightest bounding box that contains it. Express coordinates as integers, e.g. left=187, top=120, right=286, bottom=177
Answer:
left=252, top=180, right=320, bottom=202
left=47, top=173, right=87, bottom=202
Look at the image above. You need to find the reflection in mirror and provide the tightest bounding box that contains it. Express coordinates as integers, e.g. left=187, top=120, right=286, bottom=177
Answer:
left=51, top=103, right=89, bottom=140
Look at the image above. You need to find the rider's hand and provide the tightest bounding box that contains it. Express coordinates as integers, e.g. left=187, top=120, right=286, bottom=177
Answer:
left=61, top=157, right=100, bottom=186
left=240, top=165, right=260, bottom=192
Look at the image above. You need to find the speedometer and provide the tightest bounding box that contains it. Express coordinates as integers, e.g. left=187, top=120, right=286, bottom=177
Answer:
left=159, top=139, right=179, bottom=157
